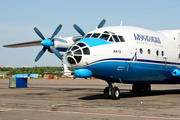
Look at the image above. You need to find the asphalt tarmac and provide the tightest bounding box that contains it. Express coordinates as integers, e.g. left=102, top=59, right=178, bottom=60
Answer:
left=0, top=78, right=180, bottom=120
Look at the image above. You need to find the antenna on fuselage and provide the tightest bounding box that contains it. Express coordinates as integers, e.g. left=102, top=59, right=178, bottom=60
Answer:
left=120, top=21, right=123, bottom=26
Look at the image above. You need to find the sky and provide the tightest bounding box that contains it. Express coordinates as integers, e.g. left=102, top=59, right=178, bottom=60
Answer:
left=1, top=0, right=180, bottom=67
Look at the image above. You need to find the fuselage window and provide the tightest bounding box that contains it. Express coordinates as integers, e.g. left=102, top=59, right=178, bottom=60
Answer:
left=85, top=34, right=92, bottom=38
left=161, top=51, right=164, bottom=56
left=139, top=48, right=143, bottom=54
left=156, top=50, right=159, bottom=56
left=147, top=49, right=151, bottom=54
left=100, top=34, right=109, bottom=41
left=179, top=54, right=180, bottom=58
left=91, top=33, right=100, bottom=38
left=108, top=37, right=114, bottom=42
left=112, top=35, right=120, bottom=42
left=118, top=36, right=125, bottom=42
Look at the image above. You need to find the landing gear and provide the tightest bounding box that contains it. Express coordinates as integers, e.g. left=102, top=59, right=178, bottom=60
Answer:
left=73, top=75, right=76, bottom=79
left=104, top=82, right=120, bottom=99
left=132, top=84, right=151, bottom=93
left=111, top=87, right=120, bottom=99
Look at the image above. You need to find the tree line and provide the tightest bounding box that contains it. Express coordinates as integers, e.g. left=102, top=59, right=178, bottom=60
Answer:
left=0, top=66, right=74, bottom=77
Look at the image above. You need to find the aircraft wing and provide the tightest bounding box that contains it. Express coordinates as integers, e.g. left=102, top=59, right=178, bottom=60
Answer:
left=3, top=40, right=42, bottom=48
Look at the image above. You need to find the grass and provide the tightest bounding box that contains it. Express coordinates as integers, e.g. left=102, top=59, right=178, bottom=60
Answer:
left=0, top=71, right=8, bottom=75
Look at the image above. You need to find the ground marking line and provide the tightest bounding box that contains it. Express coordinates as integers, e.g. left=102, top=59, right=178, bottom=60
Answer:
left=0, top=107, right=180, bottom=119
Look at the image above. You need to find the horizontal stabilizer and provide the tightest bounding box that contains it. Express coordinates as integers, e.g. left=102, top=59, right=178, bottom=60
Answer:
left=3, top=40, right=42, bottom=48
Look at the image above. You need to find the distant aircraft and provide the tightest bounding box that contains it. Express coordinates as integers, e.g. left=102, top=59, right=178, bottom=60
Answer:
left=0, top=75, right=5, bottom=78
left=3, top=18, right=180, bottom=99
left=62, top=63, right=74, bottom=78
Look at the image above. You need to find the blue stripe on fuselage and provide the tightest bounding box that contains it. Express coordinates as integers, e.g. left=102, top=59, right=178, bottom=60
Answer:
left=85, top=59, right=179, bottom=84
left=88, top=58, right=180, bottom=66
left=78, top=38, right=112, bottom=47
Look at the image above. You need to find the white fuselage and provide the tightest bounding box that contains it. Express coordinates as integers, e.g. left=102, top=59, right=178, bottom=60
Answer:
left=66, top=26, right=180, bottom=84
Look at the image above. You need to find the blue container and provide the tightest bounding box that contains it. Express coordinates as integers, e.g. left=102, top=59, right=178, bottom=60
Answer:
left=9, top=78, right=27, bottom=88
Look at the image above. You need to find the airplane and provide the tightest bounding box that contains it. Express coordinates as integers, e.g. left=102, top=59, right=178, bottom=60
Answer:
left=62, top=63, right=74, bottom=78
left=3, top=18, right=180, bottom=99
left=62, top=63, right=91, bottom=79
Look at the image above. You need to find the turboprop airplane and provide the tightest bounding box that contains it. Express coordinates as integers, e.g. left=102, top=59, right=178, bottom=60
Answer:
left=3, top=18, right=180, bottom=99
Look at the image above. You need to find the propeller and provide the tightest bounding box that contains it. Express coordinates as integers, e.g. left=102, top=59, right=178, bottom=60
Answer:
left=33, top=24, right=63, bottom=62
left=97, top=18, right=107, bottom=29
left=73, top=18, right=107, bottom=36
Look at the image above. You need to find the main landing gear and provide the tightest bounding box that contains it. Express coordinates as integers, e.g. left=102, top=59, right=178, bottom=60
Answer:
left=103, top=83, right=151, bottom=99
left=104, top=82, right=120, bottom=100
left=132, top=84, right=151, bottom=93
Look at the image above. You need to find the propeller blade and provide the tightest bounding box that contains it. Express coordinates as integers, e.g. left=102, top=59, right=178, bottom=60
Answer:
left=73, top=23, right=85, bottom=36
left=34, top=47, right=47, bottom=62
left=97, top=18, right=107, bottom=29
left=50, top=46, right=63, bottom=61
left=51, top=23, right=63, bottom=40
left=33, top=27, right=45, bottom=40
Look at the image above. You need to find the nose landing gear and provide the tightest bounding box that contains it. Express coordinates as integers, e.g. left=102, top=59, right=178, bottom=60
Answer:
left=104, top=82, right=120, bottom=99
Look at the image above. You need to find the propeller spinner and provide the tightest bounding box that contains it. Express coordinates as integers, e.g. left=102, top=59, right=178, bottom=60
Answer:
left=73, top=18, right=107, bottom=36
left=33, top=24, right=63, bottom=62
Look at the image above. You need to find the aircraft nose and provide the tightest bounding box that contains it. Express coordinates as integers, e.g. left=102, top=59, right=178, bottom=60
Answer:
left=41, top=39, right=54, bottom=48
left=66, top=41, right=90, bottom=65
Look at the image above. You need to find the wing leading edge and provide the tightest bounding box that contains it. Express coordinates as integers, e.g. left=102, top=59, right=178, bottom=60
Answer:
left=3, top=40, right=42, bottom=48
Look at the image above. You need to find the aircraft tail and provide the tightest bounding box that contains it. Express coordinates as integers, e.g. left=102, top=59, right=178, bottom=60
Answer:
left=63, top=63, right=71, bottom=73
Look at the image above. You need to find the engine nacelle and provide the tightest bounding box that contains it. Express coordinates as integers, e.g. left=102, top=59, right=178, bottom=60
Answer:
left=74, top=68, right=92, bottom=78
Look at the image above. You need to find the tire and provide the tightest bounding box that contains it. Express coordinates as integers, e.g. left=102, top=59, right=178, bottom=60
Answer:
left=132, top=84, right=141, bottom=93
left=104, top=87, right=111, bottom=99
left=144, top=84, right=151, bottom=93
left=111, top=87, right=120, bottom=100
left=133, top=84, right=151, bottom=93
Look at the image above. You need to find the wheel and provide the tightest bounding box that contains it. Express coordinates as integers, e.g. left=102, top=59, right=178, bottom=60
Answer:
left=73, top=75, right=76, bottom=79
left=140, top=85, right=146, bottom=93
left=144, top=84, right=151, bottom=93
left=139, top=84, right=151, bottom=93
left=132, top=84, right=151, bottom=93
left=132, top=84, right=141, bottom=93
left=111, top=87, right=120, bottom=99
left=104, top=87, right=111, bottom=99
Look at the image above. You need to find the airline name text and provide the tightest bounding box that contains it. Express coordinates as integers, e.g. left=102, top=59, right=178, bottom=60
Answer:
left=134, top=33, right=161, bottom=44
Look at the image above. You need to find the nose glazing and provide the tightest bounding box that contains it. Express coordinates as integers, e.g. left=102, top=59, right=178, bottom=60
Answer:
left=66, top=42, right=90, bottom=65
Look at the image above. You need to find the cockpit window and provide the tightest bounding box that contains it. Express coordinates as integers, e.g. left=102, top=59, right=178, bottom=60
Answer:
left=103, top=31, right=109, bottom=34
left=100, top=34, right=109, bottom=41
left=91, top=33, right=100, bottom=38
left=113, top=35, right=120, bottom=42
left=84, top=32, right=125, bottom=43
left=118, top=36, right=125, bottom=42
left=108, top=37, right=114, bottom=42
left=85, top=33, right=92, bottom=38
